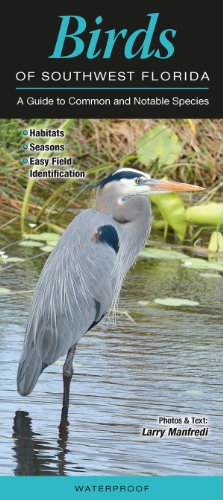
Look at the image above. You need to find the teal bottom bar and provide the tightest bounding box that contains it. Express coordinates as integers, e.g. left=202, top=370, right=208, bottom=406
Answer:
left=0, top=477, right=222, bottom=500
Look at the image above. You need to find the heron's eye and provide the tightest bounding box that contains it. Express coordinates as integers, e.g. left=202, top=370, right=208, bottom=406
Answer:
left=135, top=178, right=141, bottom=184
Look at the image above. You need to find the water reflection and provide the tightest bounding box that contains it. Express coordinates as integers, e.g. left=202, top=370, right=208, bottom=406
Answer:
left=13, top=411, right=57, bottom=476
left=12, top=411, right=84, bottom=476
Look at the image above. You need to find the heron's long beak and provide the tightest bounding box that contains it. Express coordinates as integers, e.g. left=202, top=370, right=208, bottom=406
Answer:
left=145, top=178, right=204, bottom=193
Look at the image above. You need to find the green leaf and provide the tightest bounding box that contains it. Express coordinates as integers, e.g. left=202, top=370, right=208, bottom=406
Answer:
left=137, top=300, right=150, bottom=306
left=183, top=258, right=208, bottom=269
left=1, top=257, right=25, bottom=263
left=140, top=247, right=187, bottom=260
left=186, top=203, right=223, bottom=226
left=41, top=245, right=54, bottom=253
left=200, top=272, right=222, bottom=279
left=154, top=297, right=199, bottom=307
left=23, top=232, right=61, bottom=242
left=136, top=125, right=182, bottom=167
left=0, top=287, right=11, bottom=294
left=0, top=254, right=8, bottom=260
left=19, top=241, right=43, bottom=248
left=46, top=240, right=58, bottom=247
left=150, top=192, right=187, bottom=241
left=182, top=258, right=223, bottom=272
left=208, top=231, right=223, bottom=253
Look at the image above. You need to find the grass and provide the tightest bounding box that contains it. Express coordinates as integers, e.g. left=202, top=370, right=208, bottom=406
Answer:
left=0, top=118, right=222, bottom=237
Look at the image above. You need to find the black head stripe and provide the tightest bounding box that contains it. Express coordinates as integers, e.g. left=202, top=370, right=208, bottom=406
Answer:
left=86, top=170, right=145, bottom=191
left=99, top=170, right=143, bottom=188
left=97, top=225, right=119, bottom=253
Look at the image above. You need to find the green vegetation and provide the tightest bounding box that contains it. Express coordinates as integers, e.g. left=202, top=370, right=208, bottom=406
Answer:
left=0, top=119, right=222, bottom=253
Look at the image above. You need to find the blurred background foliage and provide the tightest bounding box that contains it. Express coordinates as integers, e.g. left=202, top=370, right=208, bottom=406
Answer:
left=0, top=118, right=222, bottom=251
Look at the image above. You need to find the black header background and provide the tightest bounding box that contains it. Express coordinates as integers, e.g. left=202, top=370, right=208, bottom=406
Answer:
left=0, top=0, right=222, bottom=117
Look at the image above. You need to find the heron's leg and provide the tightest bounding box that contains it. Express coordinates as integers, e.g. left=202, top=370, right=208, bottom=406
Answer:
left=61, top=344, right=77, bottom=418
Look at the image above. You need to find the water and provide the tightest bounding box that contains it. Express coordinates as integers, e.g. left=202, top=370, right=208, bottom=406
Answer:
left=0, top=237, right=223, bottom=476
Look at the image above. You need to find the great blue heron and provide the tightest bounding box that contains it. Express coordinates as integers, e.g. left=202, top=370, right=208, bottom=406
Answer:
left=17, top=168, right=202, bottom=419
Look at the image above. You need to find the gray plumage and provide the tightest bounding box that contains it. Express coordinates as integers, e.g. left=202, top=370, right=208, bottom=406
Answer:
left=17, top=167, right=201, bottom=406
left=17, top=197, right=151, bottom=396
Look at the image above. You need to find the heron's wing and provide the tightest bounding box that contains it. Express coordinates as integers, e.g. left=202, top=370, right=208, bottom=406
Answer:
left=17, top=209, right=120, bottom=395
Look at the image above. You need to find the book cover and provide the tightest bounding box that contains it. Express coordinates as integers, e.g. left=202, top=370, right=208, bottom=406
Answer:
left=0, top=1, right=222, bottom=498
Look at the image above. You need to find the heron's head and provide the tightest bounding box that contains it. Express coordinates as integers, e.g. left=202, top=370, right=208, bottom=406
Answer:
left=96, top=168, right=203, bottom=199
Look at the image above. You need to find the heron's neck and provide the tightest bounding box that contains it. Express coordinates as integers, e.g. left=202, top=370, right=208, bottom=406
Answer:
left=119, top=195, right=152, bottom=250
left=96, top=193, right=152, bottom=309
